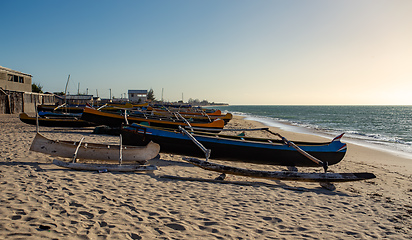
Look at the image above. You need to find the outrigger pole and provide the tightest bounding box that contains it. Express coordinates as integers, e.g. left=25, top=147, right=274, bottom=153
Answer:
left=264, top=129, right=329, bottom=172
left=178, top=126, right=211, bottom=161
left=34, top=97, right=39, bottom=133
left=72, top=137, right=85, bottom=163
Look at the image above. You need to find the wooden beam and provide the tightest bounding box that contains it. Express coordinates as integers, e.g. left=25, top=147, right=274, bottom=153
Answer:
left=182, top=157, right=376, bottom=183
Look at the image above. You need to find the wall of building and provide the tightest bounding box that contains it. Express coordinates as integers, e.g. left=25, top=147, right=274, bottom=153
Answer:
left=0, top=91, right=55, bottom=114
left=23, top=92, right=55, bottom=113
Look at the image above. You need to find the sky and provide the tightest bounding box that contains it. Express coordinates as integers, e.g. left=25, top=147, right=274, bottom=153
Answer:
left=1, top=0, right=412, bottom=105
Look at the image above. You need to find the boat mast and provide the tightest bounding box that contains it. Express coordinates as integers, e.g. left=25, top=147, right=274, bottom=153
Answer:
left=64, top=74, right=70, bottom=113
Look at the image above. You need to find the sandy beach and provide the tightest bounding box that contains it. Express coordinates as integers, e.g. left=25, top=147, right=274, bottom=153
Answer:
left=1, top=114, right=411, bottom=239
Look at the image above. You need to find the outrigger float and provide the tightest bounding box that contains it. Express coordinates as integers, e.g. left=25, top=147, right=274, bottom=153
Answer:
left=182, top=157, right=375, bottom=183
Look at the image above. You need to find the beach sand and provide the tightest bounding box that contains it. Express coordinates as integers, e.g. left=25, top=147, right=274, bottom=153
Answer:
left=1, top=114, right=411, bottom=239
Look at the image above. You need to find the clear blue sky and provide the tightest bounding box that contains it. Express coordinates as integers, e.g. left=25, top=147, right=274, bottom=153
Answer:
left=2, top=0, right=412, bottom=105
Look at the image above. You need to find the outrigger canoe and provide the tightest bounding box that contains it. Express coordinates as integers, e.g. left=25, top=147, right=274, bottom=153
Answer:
left=150, top=108, right=223, bottom=116
left=30, top=132, right=160, bottom=164
left=19, top=113, right=96, bottom=128
left=81, top=106, right=225, bottom=130
left=151, top=111, right=233, bottom=124
left=121, top=124, right=347, bottom=167
left=37, top=104, right=85, bottom=113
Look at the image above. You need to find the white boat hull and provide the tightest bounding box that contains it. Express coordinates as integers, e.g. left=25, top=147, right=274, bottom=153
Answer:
left=30, top=133, right=160, bottom=164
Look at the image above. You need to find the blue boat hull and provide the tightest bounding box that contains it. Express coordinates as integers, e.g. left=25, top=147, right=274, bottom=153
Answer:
left=121, top=125, right=347, bottom=167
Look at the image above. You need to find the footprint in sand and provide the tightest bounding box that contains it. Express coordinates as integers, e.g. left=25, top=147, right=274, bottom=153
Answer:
left=129, top=233, right=142, bottom=239
left=98, top=210, right=107, bottom=214
left=78, top=211, right=94, bottom=219
left=99, top=221, right=108, bottom=227
left=11, top=215, right=22, bottom=220
left=262, top=216, right=283, bottom=223
left=203, top=221, right=218, bottom=226
left=91, top=189, right=104, bottom=194
left=165, top=223, right=186, bottom=231
left=69, top=201, right=85, bottom=208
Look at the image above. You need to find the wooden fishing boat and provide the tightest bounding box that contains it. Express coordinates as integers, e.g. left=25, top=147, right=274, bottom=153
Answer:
left=38, top=111, right=82, bottom=118
left=121, top=124, right=347, bottom=167
left=152, top=108, right=223, bottom=116
left=81, top=107, right=225, bottom=130
left=19, top=113, right=96, bottom=128
left=30, top=132, right=160, bottom=164
left=37, top=104, right=85, bottom=113
left=126, top=109, right=232, bottom=124
left=151, top=111, right=233, bottom=124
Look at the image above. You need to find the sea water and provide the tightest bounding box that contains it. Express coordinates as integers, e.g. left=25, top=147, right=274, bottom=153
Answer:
left=213, top=105, right=412, bottom=159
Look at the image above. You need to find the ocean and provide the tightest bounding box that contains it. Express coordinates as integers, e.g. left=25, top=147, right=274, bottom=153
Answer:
left=213, top=105, right=412, bottom=159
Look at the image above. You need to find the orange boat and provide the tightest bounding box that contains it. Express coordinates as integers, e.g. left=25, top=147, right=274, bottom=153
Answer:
left=148, top=107, right=223, bottom=116
left=151, top=110, right=232, bottom=124
left=81, top=107, right=225, bottom=130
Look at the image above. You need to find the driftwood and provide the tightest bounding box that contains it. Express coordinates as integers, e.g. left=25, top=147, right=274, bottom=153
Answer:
left=183, top=157, right=376, bottom=183
left=52, top=159, right=158, bottom=172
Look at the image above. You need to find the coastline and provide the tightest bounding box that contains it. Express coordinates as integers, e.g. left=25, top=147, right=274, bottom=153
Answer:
left=1, top=114, right=411, bottom=239
left=244, top=114, right=412, bottom=161
left=216, top=105, right=412, bottom=161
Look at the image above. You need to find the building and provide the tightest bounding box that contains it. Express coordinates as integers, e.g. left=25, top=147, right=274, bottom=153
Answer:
left=0, top=66, right=32, bottom=92
left=0, top=66, right=55, bottom=114
left=128, top=90, right=147, bottom=103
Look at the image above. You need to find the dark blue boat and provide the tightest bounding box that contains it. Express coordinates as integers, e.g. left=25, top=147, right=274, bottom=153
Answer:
left=38, top=111, right=82, bottom=118
left=121, top=124, right=347, bottom=167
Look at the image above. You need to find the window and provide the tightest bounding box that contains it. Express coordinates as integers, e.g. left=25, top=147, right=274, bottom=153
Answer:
left=6, top=74, right=25, bottom=83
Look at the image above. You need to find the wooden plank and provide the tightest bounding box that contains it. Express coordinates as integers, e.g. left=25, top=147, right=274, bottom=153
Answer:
left=182, top=157, right=376, bottom=182
left=52, top=159, right=158, bottom=172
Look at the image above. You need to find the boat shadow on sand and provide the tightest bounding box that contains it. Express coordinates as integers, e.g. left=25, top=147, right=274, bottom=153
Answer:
left=0, top=161, right=49, bottom=173
left=148, top=158, right=355, bottom=196
left=0, top=159, right=353, bottom=196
